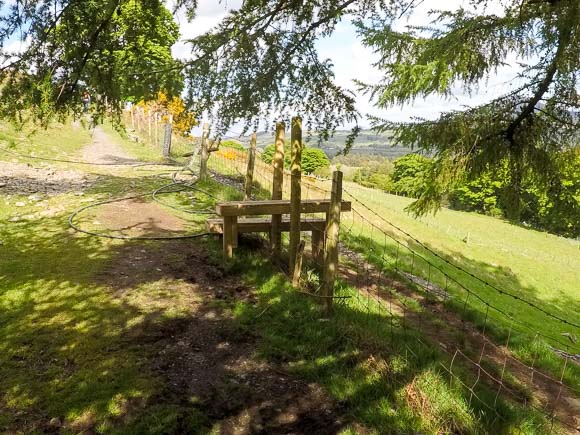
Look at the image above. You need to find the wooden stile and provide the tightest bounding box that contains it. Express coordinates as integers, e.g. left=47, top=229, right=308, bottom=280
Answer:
left=216, top=199, right=351, bottom=216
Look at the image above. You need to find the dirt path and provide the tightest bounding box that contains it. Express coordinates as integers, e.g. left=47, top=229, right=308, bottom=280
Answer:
left=94, top=241, right=346, bottom=435
left=76, top=132, right=348, bottom=432
left=81, top=126, right=139, bottom=164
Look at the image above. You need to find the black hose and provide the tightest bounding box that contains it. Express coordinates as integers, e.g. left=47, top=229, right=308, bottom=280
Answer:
left=68, top=189, right=215, bottom=240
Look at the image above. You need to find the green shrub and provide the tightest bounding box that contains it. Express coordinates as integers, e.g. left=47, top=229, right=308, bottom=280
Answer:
left=391, top=153, right=431, bottom=197
left=260, top=142, right=330, bottom=174
left=220, top=139, right=245, bottom=151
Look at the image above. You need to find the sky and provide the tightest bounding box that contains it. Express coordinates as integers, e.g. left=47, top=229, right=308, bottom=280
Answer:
left=171, top=0, right=523, bottom=129
left=0, top=0, right=523, bottom=130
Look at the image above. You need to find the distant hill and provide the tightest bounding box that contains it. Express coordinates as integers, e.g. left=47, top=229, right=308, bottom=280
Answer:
left=252, top=129, right=413, bottom=159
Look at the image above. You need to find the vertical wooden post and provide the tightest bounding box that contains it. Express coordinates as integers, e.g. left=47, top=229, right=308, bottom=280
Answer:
left=292, top=240, right=305, bottom=288
left=244, top=133, right=257, bottom=200
left=322, top=171, right=343, bottom=316
left=223, top=216, right=236, bottom=260
left=148, top=111, right=152, bottom=142
left=289, top=116, right=302, bottom=272
left=163, top=123, right=172, bottom=158
left=154, top=113, right=159, bottom=147
left=199, top=123, right=210, bottom=181
left=270, top=121, right=285, bottom=256
left=311, top=229, right=324, bottom=266
left=130, top=106, right=135, bottom=128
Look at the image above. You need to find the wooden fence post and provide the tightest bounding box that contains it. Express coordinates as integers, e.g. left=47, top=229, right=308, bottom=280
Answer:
left=199, top=123, right=211, bottom=181
left=163, top=122, right=172, bottom=158
left=270, top=121, right=285, bottom=256
left=289, top=116, right=303, bottom=272
left=244, top=133, right=257, bottom=200
left=148, top=111, right=152, bottom=142
left=292, top=240, right=305, bottom=288
left=154, top=113, right=159, bottom=148
left=322, top=170, right=343, bottom=316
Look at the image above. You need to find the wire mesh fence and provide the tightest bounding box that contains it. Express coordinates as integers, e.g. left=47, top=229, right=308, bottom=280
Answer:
left=122, top=106, right=198, bottom=164
left=207, top=142, right=580, bottom=433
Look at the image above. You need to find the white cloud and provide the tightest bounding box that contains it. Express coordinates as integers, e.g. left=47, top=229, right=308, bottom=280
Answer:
left=171, top=0, right=243, bottom=59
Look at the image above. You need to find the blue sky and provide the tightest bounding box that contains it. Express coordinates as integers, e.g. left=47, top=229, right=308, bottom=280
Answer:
left=172, top=0, right=523, bottom=128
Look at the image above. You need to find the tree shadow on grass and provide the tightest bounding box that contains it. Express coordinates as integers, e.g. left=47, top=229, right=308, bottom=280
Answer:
left=341, top=231, right=580, bottom=426
left=229, top=252, right=559, bottom=434
left=1, top=167, right=575, bottom=433
left=0, top=205, right=346, bottom=433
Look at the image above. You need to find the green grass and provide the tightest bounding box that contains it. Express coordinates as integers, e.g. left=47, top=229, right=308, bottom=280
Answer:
left=99, top=122, right=168, bottom=164
left=120, top=112, right=197, bottom=165
left=224, top=251, right=556, bottom=434
left=0, top=121, right=574, bottom=433
left=0, top=118, right=93, bottom=166
left=209, top=152, right=579, bottom=426
left=225, top=147, right=579, bottom=385
left=0, top=120, right=237, bottom=433
left=336, top=182, right=580, bottom=386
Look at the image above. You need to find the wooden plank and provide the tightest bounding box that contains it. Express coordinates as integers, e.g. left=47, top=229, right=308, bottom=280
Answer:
left=207, top=217, right=326, bottom=234
left=223, top=215, right=235, bottom=260
left=289, top=116, right=302, bottom=272
left=322, top=171, right=343, bottom=316
left=216, top=199, right=351, bottom=216
left=271, top=122, right=285, bottom=256
left=292, top=240, right=305, bottom=288
left=244, top=133, right=257, bottom=200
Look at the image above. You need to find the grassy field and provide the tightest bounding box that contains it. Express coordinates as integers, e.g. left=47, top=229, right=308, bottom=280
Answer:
left=1, top=120, right=577, bottom=433
left=210, top=153, right=580, bottom=404
left=338, top=183, right=580, bottom=378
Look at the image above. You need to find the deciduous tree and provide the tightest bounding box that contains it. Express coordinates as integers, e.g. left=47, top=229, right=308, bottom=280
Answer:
left=1, top=0, right=578, bottom=217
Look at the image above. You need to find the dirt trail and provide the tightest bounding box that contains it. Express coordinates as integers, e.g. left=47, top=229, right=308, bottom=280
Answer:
left=77, top=130, right=348, bottom=432
left=81, top=126, right=139, bottom=164
left=93, top=241, right=347, bottom=435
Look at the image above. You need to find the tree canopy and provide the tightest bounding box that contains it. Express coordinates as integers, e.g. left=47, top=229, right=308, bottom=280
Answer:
left=0, top=0, right=182, bottom=120
left=0, top=0, right=578, bottom=216
left=261, top=142, right=330, bottom=174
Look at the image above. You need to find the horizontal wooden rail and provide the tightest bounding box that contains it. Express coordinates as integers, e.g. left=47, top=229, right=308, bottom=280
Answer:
left=216, top=199, right=351, bottom=216
left=207, top=217, right=326, bottom=234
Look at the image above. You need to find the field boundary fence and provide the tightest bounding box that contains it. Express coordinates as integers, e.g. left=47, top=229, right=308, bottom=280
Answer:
left=122, top=106, right=198, bottom=164
left=205, top=139, right=579, bottom=433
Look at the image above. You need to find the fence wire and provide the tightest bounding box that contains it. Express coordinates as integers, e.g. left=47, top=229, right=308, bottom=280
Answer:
left=202, top=141, right=578, bottom=433
left=123, top=107, right=198, bottom=164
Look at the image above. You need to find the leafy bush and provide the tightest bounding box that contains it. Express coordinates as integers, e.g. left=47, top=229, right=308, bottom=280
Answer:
left=391, top=153, right=431, bottom=197
left=302, top=148, right=330, bottom=174
left=220, top=139, right=245, bottom=151
left=449, top=172, right=504, bottom=217
left=260, top=142, right=330, bottom=174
